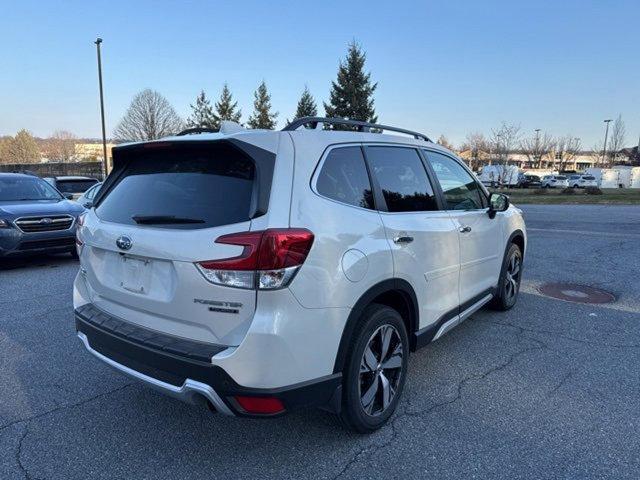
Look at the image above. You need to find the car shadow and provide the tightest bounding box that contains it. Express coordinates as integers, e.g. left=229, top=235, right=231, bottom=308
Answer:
left=0, top=253, right=77, bottom=271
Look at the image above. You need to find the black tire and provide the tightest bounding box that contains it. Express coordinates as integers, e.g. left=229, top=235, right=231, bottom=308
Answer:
left=340, top=304, right=409, bottom=433
left=490, top=243, right=523, bottom=311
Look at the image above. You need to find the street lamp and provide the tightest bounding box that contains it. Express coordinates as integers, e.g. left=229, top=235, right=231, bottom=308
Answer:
left=94, top=37, right=108, bottom=178
left=534, top=129, right=541, bottom=168
left=601, top=119, right=612, bottom=166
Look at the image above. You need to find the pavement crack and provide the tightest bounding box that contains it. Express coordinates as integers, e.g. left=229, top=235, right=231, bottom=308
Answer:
left=332, top=341, right=544, bottom=479
left=0, top=382, right=135, bottom=433
left=479, top=318, right=640, bottom=349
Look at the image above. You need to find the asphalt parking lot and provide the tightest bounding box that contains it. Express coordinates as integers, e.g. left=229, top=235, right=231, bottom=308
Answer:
left=1, top=204, right=639, bottom=480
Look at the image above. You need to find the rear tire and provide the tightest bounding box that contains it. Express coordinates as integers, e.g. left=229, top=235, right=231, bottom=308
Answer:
left=340, top=304, right=409, bottom=433
left=490, top=243, right=523, bottom=311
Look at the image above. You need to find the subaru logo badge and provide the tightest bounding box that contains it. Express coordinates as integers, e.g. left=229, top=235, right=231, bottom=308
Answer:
left=40, top=218, right=53, bottom=225
left=116, top=235, right=132, bottom=251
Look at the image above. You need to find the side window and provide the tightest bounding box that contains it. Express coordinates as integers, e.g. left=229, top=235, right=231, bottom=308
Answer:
left=365, top=146, right=438, bottom=212
left=316, top=147, right=374, bottom=210
left=424, top=151, right=485, bottom=210
left=85, top=184, right=98, bottom=200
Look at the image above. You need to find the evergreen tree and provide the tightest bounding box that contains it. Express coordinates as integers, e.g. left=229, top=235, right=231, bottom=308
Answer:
left=247, top=81, right=278, bottom=129
left=213, top=83, right=242, bottom=126
left=324, top=42, right=377, bottom=124
left=293, top=86, right=318, bottom=119
left=186, top=90, right=216, bottom=129
left=6, top=129, right=40, bottom=164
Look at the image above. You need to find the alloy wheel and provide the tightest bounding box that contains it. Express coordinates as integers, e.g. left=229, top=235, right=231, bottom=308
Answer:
left=504, top=253, right=521, bottom=301
left=358, top=324, right=404, bottom=417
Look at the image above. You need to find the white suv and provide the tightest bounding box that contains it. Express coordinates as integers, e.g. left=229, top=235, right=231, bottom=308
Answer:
left=541, top=175, right=569, bottom=188
left=74, top=117, right=526, bottom=432
left=568, top=174, right=597, bottom=188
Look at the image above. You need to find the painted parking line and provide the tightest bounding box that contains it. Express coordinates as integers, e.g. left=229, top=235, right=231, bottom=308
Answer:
left=527, top=227, right=640, bottom=239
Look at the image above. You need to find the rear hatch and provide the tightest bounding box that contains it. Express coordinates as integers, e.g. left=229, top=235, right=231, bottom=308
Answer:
left=79, top=139, right=275, bottom=347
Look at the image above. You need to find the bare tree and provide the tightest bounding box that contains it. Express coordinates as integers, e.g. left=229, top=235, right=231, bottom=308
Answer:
left=607, top=114, right=626, bottom=166
left=462, top=132, right=489, bottom=170
left=490, top=122, right=521, bottom=166
left=436, top=134, right=454, bottom=150
left=554, top=135, right=581, bottom=172
left=114, top=89, right=184, bottom=141
left=520, top=131, right=555, bottom=168
left=44, top=130, right=77, bottom=162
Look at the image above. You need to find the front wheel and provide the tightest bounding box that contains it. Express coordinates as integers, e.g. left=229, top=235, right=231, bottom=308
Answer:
left=340, top=304, right=409, bottom=433
left=490, top=243, right=523, bottom=311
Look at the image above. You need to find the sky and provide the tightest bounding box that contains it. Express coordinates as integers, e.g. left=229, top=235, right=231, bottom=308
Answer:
left=1, top=0, right=639, bottom=148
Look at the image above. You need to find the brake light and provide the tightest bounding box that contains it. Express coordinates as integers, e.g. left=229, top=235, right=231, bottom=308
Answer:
left=234, top=396, right=285, bottom=415
left=196, top=229, right=314, bottom=290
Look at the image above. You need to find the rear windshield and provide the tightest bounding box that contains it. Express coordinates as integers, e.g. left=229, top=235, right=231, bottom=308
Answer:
left=583, top=176, right=595, bottom=180
left=56, top=179, right=99, bottom=194
left=556, top=176, right=567, bottom=180
left=95, top=144, right=256, bottom=229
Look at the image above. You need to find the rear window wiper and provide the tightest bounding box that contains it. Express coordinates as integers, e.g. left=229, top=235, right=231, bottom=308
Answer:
left=131, top=215, right=205, bottom=225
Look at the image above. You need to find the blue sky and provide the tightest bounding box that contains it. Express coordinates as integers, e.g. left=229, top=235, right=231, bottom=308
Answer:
left=1, top=0, right=638, bottom=147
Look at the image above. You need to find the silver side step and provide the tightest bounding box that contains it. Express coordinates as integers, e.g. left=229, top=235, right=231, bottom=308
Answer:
left=432, top=293, right=493, bottom=341
left=77, top=332, right=234, bottom=415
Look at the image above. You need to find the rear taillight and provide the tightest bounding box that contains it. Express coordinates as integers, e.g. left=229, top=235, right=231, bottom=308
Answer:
left=196, top=229, right=314, bottom=290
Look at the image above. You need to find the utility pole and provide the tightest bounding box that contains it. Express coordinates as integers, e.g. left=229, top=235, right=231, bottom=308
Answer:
left=95, top=38, right=108, bottom=178
left=601, top=119, right=612, bottom=166
left=534, top=128, right=541, bottom=168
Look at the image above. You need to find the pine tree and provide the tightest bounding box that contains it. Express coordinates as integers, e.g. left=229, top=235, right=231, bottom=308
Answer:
left=213, top=83, right=242, bottom=126
left=186, top=90, right=216, bottom=129
left=6, top=129, right=40, bottom=164
left=324, top=42, right=377, bottom=124
left=247, top=81, right=278, bottom=129
left=293, top=86, right=318, bottom=119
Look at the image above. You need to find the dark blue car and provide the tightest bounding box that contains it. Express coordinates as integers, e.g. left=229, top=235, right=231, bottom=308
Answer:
left=0, top=173, right=84, bottom=258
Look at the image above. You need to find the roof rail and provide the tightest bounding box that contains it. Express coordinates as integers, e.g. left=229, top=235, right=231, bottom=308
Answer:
left=282, top=117, right=431, bottom=142
left=176, top=127, right=218, bottom=136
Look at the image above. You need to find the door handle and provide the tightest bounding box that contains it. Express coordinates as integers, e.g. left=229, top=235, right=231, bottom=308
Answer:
left=459, top=226, right=472, bottom=233
left=393, top=236, right=414, bottom=244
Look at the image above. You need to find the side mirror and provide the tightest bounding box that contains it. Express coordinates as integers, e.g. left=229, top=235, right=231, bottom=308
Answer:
left=63, top=193, right=74, bottom=200
left=83, top=201, right=93, bottom=209
left=488, top=193, right=509, bottom=219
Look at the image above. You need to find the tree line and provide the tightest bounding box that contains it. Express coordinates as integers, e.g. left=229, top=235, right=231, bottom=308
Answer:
left=113, top=42, right=377, bottom=141
left=457, top=114, right=631, bottom=170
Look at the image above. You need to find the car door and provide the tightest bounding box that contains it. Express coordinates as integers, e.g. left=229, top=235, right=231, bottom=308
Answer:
left=423, top=150, right=502, bottom=308
left=363, top=145, right=460, bottom=334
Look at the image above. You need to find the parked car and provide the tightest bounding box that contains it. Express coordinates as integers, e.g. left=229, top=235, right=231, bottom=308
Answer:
left=0, top=173, right=84, bottom=258
left=74, top=118, right=526, bottom=432
left=517, top=173, right=541, bottom=189
left=568, top=175, right=597, bottom=188
left=43, top=176, right=100, bottom=200
left=541, top=175, right=569, bottom=188
left=76, top=182, right=103, bottom=208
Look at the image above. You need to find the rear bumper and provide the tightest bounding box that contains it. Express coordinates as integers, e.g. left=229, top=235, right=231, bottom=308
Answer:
left=75, top=308, right=342, bottom=417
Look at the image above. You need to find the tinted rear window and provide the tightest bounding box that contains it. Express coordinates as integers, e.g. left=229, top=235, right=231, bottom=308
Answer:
left=366, top=146, right=438, bottom=212
left=57, top=179, right=98, bottom=193
left=556, top=176, right=567, bottom=180
left=96, top=144, right=255, bottom=229
left=583, top=176, right=595, bottom=180
left=316, top=147, right=374, bottom=209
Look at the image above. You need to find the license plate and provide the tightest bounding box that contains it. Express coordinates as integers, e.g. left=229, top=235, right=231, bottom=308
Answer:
left=120, top=256, right=149, bottom=294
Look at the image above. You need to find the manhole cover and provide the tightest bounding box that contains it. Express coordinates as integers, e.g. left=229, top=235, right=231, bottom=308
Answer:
left=538, top=283, right=615, bottom=304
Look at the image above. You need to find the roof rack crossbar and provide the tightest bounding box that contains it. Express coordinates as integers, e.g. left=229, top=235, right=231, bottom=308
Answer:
left=176, top=127, right=218, bottom=136
left=282, top=117, right=431, bottom=142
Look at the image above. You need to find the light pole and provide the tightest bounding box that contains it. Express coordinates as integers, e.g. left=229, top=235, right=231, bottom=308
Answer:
left=601, top=119, right=612, bottom=166
left=534, top=128, right=541, bottom=168
left=95, top=38, right=108, bottom=178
